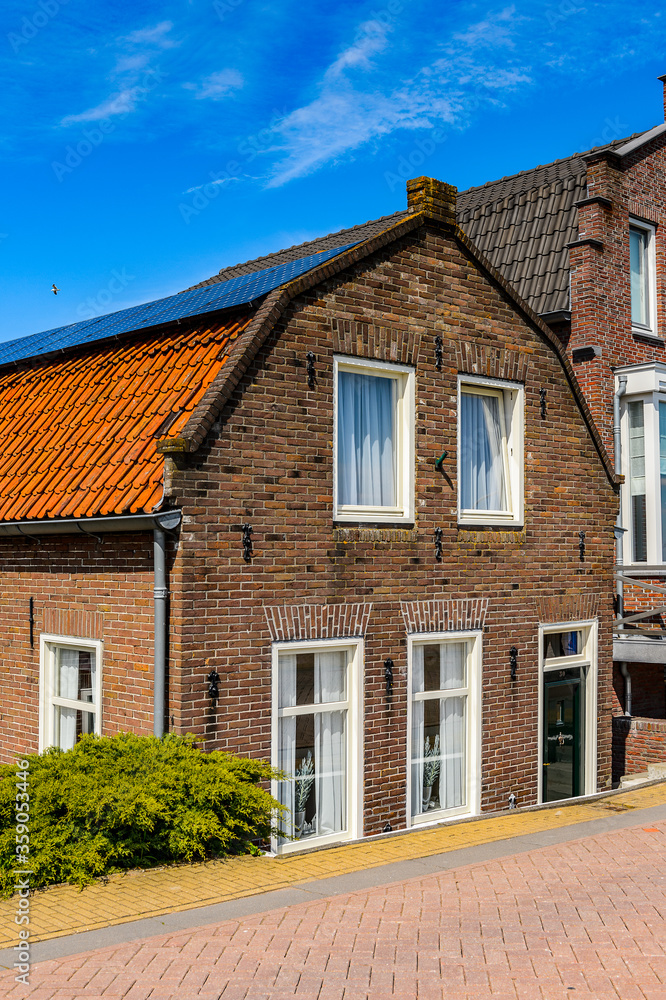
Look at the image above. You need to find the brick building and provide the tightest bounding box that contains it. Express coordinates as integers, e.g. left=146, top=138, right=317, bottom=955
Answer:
left=457, top=76, right=666, bottom=780
left=0, top=179, right=619, bottom=851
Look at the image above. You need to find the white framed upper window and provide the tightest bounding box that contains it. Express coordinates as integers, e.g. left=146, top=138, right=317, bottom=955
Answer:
left=617, top=362, right=666, bottom=568
left=271, top=638, right=362, bottom=853
left=406, top=631, right=481, bottom=827
left=630, top=220, right=657, bottom=337
left=333, top=356, right=414, bottom=523
left=39, top=635, right=102, bottom=752
left=457, top=375, right=524, bottom=526
left=538, top=620, right=598, bottom=804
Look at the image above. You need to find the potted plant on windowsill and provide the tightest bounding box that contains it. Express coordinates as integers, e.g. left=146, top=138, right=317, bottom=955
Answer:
left=294, top=751, right=314, bottom=838
left=422, top=735, right=441, bottom=811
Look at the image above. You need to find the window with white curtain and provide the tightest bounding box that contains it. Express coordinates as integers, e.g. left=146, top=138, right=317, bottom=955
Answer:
left=617, top=363, right=666, bottom=566
left=458, top=376, right=523, bottom=526
left=334, top=356, right=414, bottom=523
left=272, top=640, right=361, bottom=852
left=39, top=636, right=102, bottom=751
left=630, top=221, right=657, bottom=336
left=408, top=633, right=481, bottom=826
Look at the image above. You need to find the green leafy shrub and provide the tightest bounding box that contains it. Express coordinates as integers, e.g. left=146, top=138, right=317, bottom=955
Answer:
left=0, top=733, right=284, bottom=896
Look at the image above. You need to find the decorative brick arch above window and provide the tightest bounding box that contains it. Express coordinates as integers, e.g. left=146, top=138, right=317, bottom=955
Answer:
left=533, top=594, right=601, bottom=624
left=42, top=608, right=104, bottom=640
left=330, top=319, right=422, bottom=367
left=455, top=343, right=530, bottom=383
left=264, top=602, right=373, bottom=642
left=400, top=598, right=489, bottom=634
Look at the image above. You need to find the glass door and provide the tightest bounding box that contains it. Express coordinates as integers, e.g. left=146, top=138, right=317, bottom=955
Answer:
left=543, top=668, right=583, bottom=802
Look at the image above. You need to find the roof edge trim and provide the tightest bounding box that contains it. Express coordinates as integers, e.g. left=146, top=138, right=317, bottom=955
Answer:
left=614, top=123, right=666, bottom=158
left=0, top=510, right=182, bottom=537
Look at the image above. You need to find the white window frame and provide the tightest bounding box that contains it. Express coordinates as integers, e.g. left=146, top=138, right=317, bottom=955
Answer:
left=629, top=219, right=657, bottom=337
left=406, top=630, right=482, bottom=828
left=457, top=375, right=524, bottom=527
left=537, top=619, right=598, bottom=804
left=39, top=634, right=103, bottom=752
left=333, top=355, right=415, bottom=523
left=617, top=363, right=666, bottom=569
left=270, top=637, right=363, bottom=854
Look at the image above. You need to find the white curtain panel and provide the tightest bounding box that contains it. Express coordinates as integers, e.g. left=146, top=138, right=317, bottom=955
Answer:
left=630, top=228, right=647, bottom=326
left=277, top=654, right=297, bottom=840
left=660, top=403, right=666, bottom=561
left=56, top=649, right=80, bottom=750
left=314, top=652, right=346, bottom=836
left=440, top=696, right=465, bottom=810
left=337, top=371, right=396, bottom=507
left=440, top=642, right=465, bottom=689
left=412, top=644, right=467, bottom=817
left=461, top=392, right=507, bottom=511
left=411, top=644, right=425, bottom=818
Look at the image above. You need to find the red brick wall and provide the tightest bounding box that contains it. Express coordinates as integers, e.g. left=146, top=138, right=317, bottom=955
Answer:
left=0, top=533, right=160, bottom=763
left=613, top=715, right=666, bottom=780
left=612, top=660, right=665, bottom=718
left=165, top=222, right=618, bottom=832
left=570, top=138, right=666, bottom=460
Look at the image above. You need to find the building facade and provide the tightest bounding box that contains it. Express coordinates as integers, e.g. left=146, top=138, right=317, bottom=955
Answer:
left=0, top=179, right=619, bottom=850
left=458, top=81, right=666, bottom=780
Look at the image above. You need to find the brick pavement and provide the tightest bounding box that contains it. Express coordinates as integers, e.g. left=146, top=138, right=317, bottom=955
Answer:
left=2, top=783, right=664, bottom=950
left=1, top=818, right=665, bottom=999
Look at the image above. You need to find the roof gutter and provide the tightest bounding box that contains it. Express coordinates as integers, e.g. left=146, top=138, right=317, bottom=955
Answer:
left=0, top=510, right=182, bottom=538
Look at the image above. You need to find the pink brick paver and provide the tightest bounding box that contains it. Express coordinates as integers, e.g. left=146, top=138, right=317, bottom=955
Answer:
left=3, top=822, right=665, bottom=1000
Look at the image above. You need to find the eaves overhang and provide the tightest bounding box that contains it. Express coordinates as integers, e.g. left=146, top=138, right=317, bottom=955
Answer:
left=0, top=510, right=182, bottom=538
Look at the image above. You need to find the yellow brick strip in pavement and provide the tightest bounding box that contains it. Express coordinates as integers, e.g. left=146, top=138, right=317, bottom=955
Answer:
left=2, top=782, right=664, bottom=947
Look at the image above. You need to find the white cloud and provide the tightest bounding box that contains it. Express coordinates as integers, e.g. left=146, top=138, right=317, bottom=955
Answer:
left=112, top=54, right=151, bottom=76
left=265, top=8, right=532, bottom=187
left=183, top=69, right=244, bottom=101
left=58, top=20, right=175, bottom=127
left=122, top=21, right=177, bottom=48
left=325, top=19, right=391, bottom=78
left=61, top=88, right=141, bottom=124
left=184, top=177, right=236, bottom=194
left=450, top=6, right=519, bottom=49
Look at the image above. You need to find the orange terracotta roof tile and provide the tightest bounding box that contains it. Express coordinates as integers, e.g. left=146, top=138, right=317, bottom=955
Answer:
left=0, top=315, right=250, bottom=522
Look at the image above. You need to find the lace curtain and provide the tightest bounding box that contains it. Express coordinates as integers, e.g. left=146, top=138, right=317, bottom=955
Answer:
left=411, top=643, right=466, bottom=818
left=278, top=651, right=346, bottom=841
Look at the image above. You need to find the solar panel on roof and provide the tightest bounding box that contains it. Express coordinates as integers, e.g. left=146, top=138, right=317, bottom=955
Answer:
left=0, top=243, right=359, bottom=367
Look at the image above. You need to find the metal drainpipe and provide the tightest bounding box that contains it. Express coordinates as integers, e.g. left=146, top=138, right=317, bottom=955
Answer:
left=614, top=374, right=630, bottom=715
left=153, top=527, right=168, bottom=738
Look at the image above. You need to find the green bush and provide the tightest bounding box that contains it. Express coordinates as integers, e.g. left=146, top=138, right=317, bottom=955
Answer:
left=0, top=733, right=285, bottom=896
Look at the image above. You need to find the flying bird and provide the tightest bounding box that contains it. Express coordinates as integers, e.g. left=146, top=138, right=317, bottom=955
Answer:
left=51, top=284, right=60, bottom=295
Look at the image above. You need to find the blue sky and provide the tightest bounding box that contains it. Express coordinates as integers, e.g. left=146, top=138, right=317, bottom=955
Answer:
left=1, top=0, right=666, bottom=343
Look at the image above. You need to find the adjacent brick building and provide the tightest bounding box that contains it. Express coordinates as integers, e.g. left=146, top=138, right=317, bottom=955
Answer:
left=458, top=78, right=666, bottom=780
left=0, top=178, right=619, bottom=850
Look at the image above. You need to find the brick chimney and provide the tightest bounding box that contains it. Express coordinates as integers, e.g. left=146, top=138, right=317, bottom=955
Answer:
left=406, top=176, right=457, bottom=225
left=658, top=73, right=666, bottom=121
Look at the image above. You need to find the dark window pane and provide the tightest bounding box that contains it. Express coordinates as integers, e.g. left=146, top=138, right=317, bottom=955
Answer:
left=296, top=653, right=315, bottom=706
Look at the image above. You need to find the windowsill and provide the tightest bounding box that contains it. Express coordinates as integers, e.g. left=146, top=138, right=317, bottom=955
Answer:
left=274, top=829, right=352, bottom=854
left=334, top=516, right=414, bottom=527
left=632, top=329, right=664, bottom=346
left=408, top=806, right=475, bottom=829
left=618, top=564, right=666, bottom=576
left=457, top=519, right=524, bottom=530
